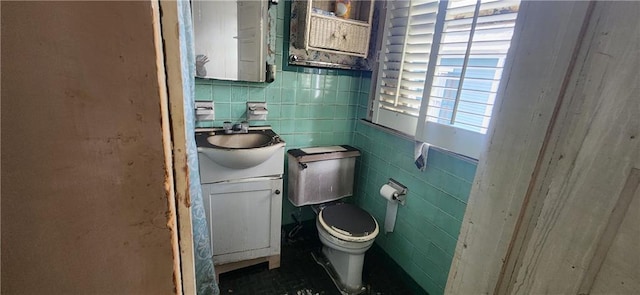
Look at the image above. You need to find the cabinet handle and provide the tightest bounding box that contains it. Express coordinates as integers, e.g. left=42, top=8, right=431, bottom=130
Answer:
left=275, top=190, right=281, bottom=195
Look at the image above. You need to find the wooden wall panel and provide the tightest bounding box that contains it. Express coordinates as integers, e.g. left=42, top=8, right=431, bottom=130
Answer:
left=447, top=1, right=640, bottom=294
left=507, top=2, right=639, bottom=293
left=1, top=2, right=177, bottom=293
left=589, top=178, right=640, bottom=294
left=445, top=2, right=591, bottom=293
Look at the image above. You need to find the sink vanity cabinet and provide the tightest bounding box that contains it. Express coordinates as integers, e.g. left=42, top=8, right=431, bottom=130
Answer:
left=196, top=127, right=285, bottom=279
left=201, top=178, right=282, bottom=269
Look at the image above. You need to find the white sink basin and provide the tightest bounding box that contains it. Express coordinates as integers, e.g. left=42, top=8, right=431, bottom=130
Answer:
left=207, top=133, right=272, bottom=148
left=196, top=128, right=285, bottom=169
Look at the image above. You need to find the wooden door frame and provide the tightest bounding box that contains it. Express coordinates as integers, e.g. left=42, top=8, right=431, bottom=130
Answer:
left=153, top=0, right=198, bottom=294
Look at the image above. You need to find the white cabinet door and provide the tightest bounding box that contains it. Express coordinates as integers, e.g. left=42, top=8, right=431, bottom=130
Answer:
left=202, top=178, right=282, bottom=265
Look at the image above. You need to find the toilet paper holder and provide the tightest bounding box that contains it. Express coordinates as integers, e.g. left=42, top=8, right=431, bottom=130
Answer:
left=386, top=178, right=408, bottom=205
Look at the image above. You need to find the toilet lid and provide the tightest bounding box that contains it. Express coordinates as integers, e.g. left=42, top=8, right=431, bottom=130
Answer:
left=318, top=203, right=379, bottom=242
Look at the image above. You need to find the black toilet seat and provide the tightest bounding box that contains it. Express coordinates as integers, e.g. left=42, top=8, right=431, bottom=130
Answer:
left=318, top=203, right=379, bottom=242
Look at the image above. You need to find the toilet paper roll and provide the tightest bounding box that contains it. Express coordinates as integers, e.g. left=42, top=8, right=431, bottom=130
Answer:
left=379, top=184, right=398, bottom=201
left=379, top=184, right=399, bottom=233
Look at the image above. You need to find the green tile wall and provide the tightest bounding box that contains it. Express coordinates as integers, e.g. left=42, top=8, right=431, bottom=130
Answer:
left=351, top=121, right=477, bottom=295
left=194, top=2, right=478, bottom=294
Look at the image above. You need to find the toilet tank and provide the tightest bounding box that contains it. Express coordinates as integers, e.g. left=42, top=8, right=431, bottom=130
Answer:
left=287, top=145, right=360, bottom=206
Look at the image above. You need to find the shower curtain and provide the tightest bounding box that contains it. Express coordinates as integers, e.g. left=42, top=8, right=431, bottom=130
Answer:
left=177, top=1, right=220, bottom=294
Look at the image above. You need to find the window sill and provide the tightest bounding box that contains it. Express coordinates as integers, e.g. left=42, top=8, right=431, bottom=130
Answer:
left=360, top=118, right=415, bottom=141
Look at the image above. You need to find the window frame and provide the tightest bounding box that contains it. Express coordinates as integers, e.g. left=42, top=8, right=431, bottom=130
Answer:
left=370, top=0, right=519, bottom=159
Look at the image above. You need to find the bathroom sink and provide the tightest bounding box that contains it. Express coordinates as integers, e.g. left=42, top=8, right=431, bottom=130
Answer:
left=195, top=127, right=285, bottom=169
left=206, top=133, right=272, bottom=148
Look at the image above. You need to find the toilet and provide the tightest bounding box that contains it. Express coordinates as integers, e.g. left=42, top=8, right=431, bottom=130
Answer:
left=287, top=145, right=379, bottom=293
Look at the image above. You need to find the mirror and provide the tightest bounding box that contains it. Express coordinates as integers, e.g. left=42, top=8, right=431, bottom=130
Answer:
left=192, top=0, right=268, bottom=82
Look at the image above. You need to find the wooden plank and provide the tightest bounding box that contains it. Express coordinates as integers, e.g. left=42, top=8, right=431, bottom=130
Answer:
left=579, top=169, right=640, bottom=294
left=158, top=1, right=197, bottom=294
left=493, top=2, right=596, bottom=292
left=215, top=254, right=281, bottom=282
left=268, top=253, right=281, bottom=269
left=589, top=183, right=640, bottom=294
left=445, top=2, right=591, bottom=293
left=503, top=2, right=640, bottom=293
left=150, top=0, right=183, bottom=293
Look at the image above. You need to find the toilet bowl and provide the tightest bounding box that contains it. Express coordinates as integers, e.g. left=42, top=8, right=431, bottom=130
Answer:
left=316, top=203, right=378, bottom=292
left=287, top=145, right=379, bottom=293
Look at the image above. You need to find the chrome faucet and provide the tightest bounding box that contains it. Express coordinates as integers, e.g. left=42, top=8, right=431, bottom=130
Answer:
left=223, top=121, right=249, bottom=134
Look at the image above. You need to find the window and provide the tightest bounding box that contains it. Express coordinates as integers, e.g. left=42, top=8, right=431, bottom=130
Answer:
left=371, top=0, right=520, bottom=159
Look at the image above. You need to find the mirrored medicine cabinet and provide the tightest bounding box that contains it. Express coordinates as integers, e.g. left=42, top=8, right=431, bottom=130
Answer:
left=192, top=0, right=268, bottom=82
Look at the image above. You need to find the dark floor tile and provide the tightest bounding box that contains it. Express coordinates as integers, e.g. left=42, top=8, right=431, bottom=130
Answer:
left=217, top=224, right=420, bottom=295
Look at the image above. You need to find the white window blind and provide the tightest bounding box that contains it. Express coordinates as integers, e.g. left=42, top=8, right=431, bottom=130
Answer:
left=372, top=0, right=520, bottom=159
left=372, top=0, right=440, bottom=134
